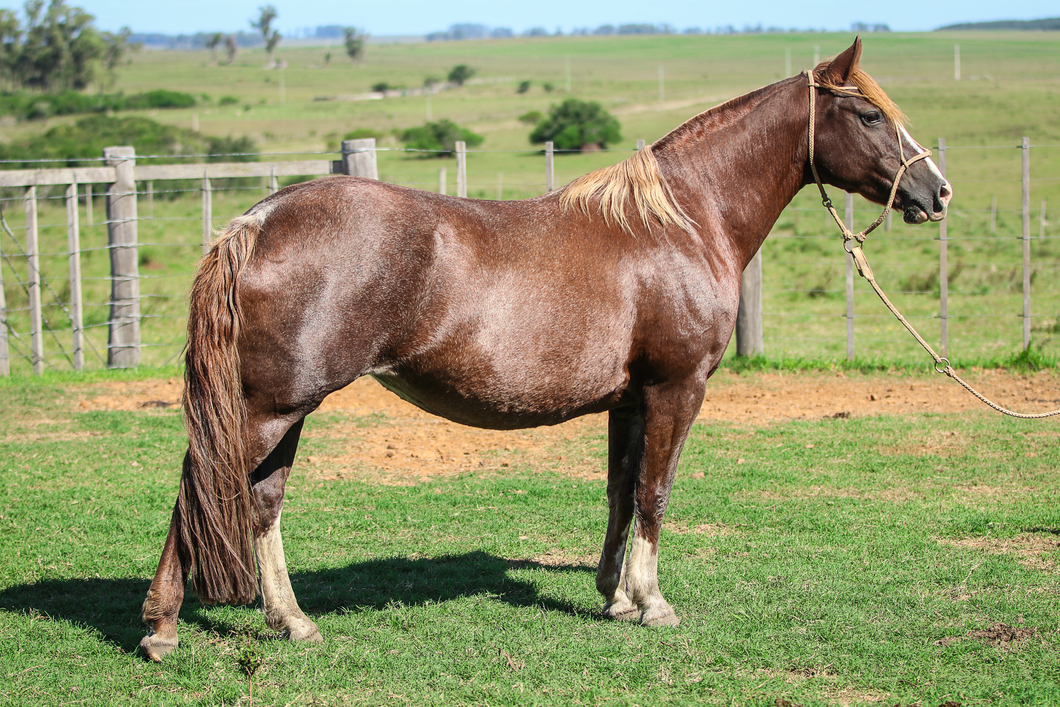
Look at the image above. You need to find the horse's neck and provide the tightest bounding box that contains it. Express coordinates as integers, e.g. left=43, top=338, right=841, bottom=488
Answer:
left=654, top=78, right=808, bottom=267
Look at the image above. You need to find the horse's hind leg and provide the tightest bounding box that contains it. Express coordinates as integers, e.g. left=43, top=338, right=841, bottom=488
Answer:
left=250, top=418, right=322, bottom=643
left=140, top=501, right=190, bottom=661
left=596, top=408, right=644, bottom=621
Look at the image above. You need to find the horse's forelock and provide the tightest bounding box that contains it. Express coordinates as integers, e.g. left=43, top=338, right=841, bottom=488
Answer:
left=816, top=65, right=907, bottom=127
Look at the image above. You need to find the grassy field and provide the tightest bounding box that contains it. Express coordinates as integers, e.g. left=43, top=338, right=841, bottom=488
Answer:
left=2, top=32, right=1060, bottom=375
left=1, top=370, right=1059, bottom=705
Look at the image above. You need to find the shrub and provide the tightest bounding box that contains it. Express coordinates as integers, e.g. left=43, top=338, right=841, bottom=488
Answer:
left=400, top=119, right=483, bottom=156
left=447, top=64, right=475, bottom=86
left=516, top=80, right=531, bottom=94
left=0, top=89, right=198, bottom=121
left=0, top=115, right=256, bottom=168
left=518, top=110, right=543, bottom=125
left=343, top=128, right=385, bottom=141
left=529, top=98, right=622, bottom=151
left=124, top=90, right=198, bottom=110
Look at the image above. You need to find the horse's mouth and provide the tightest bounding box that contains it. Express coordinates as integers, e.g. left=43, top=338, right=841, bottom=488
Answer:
left=903, top=205, right=947, bottom=224
left=900, top=194, right=948, bottom=225
left=903, top=205, right=929, bottom=224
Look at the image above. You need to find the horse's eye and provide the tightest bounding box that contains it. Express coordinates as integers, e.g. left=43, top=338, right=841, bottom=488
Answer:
left=861, top=111, right=883, bottom=126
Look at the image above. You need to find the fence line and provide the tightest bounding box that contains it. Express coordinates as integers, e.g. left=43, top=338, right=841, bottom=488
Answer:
left=0, top=138, right=1056, bottom=375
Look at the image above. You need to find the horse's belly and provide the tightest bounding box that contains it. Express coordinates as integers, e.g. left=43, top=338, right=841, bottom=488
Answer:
left=369, top=356, right=627, bottom=430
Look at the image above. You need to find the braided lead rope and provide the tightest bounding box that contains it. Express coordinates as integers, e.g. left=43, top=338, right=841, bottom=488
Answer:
left=805, top=71, right=1060, bottom=419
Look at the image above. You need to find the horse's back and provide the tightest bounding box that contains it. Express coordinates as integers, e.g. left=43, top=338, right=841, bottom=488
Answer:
left=231, top=176, right=725, bottom=428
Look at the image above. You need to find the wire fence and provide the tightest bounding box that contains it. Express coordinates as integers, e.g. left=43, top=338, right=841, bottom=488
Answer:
left=0, top=138, right=1057, bottom=376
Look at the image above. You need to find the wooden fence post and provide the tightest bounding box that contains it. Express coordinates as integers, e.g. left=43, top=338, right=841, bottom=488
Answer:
left=439, top=167, right=447, bottom=195
left=1022, top=137, right=1031, bottom=350
left=734, top=126, right=762, bottom=357
left=0, top=229, right=6, bottom=375
left=736, top=250, right=764, bottom=356
left=86, top=184, right=93, bottom=226
left=545, top=141, right=554, bottom=192
left=66, top=182, right=84, bottom=371
left=202, top=173, right=212, bottom=254
left=25, top=185, right=43, bottom=375
left=104, top=146, right=141, bottom=368
left=342, top=138, right=378, bottom=180
left=456, top=141, right=467, bottom=198
left=0, top=222, right=7, bottom=376
left=845, top=192, right=854, bottom=361
left=938, top=138, right=948, bottom=359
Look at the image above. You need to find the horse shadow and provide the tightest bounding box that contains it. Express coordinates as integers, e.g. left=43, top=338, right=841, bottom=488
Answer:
left=0, top=552, right=596, bottom=656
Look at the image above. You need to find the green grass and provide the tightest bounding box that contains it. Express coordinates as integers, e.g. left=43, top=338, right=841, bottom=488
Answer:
left=2, top=370, right=1060, bottom=704
left=2, top=32, right=1060, bottom=375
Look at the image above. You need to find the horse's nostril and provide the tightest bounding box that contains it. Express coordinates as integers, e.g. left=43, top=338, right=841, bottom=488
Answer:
left=939, top=181, right=953, bottom=202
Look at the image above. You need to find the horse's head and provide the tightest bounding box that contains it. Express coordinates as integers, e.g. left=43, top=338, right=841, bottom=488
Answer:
left=809, top=38, right=952, bottom=224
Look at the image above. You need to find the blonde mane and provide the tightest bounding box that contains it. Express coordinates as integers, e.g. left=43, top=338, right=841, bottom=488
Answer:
left=816, top=65, right=906, bottom=127
left=559, top=146, right=694, bottom=235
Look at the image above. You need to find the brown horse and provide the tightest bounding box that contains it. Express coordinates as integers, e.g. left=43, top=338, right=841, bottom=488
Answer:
left=140, top=38, right=951, bottom=660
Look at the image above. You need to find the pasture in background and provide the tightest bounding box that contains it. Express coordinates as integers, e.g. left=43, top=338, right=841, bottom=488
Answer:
left=2, top=32, right=1059, bottom=376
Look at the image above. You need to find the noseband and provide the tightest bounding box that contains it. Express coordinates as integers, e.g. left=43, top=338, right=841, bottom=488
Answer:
left=801, top=71, right=1060, bottom=419
left=804, top=70, right=931, bottom=249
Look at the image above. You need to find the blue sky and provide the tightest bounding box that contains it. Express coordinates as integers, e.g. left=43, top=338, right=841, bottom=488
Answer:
left=0, top=0, right=1056, bottom=35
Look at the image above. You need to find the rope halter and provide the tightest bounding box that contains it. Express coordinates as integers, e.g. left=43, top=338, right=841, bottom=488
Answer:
left=804, top=69, right=932, bottom=249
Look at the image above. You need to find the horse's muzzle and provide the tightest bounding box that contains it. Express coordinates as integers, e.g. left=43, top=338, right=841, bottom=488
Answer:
left=903, top=179, right=952, bottom=224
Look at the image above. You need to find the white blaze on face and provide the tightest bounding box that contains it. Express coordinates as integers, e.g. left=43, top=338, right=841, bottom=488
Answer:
left=898, top=126, right=949, bottom=187
left=899, top=125, right=952, bottom=209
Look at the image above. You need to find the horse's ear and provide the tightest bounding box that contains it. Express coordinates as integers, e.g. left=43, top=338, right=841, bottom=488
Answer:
left=822, top=36, right=862, bottom=84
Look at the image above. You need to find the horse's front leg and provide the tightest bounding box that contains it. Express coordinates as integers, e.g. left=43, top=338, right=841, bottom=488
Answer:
left=625, top=380, right=705, bottom=626
left=251, top=419, right=322, bottom=643
left=596, top=407, right=644, bottom=620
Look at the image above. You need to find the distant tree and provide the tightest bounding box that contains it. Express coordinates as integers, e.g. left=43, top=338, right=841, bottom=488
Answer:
left=516, top=80, right=531, bottom=94
left=371, top=82, right=389, bottom=93
left=0, top=0, right=136, bottom=92
left=400, top=119, right=483, bottom=156
left=529, top=98, right=622, bottom=151
left=224, top=34, right=238, bottom=64
left=343, top=27, right=366, bottom=65
left=448, top=64, right=474, bottom=86
left=251, top=5, right=281, bottom=67
left=205, top=32, right=224, bottom=63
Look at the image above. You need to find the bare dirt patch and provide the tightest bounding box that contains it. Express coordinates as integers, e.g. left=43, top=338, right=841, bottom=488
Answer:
left=940, top=533, right=1060, bottom=571
left=70, top=369, right=1060, bottom=482
left=936, top=622, right=1038, bottom=649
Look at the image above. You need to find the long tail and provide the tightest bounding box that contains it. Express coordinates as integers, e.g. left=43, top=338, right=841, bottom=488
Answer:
left=177, top=211, right=265, bottom=605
